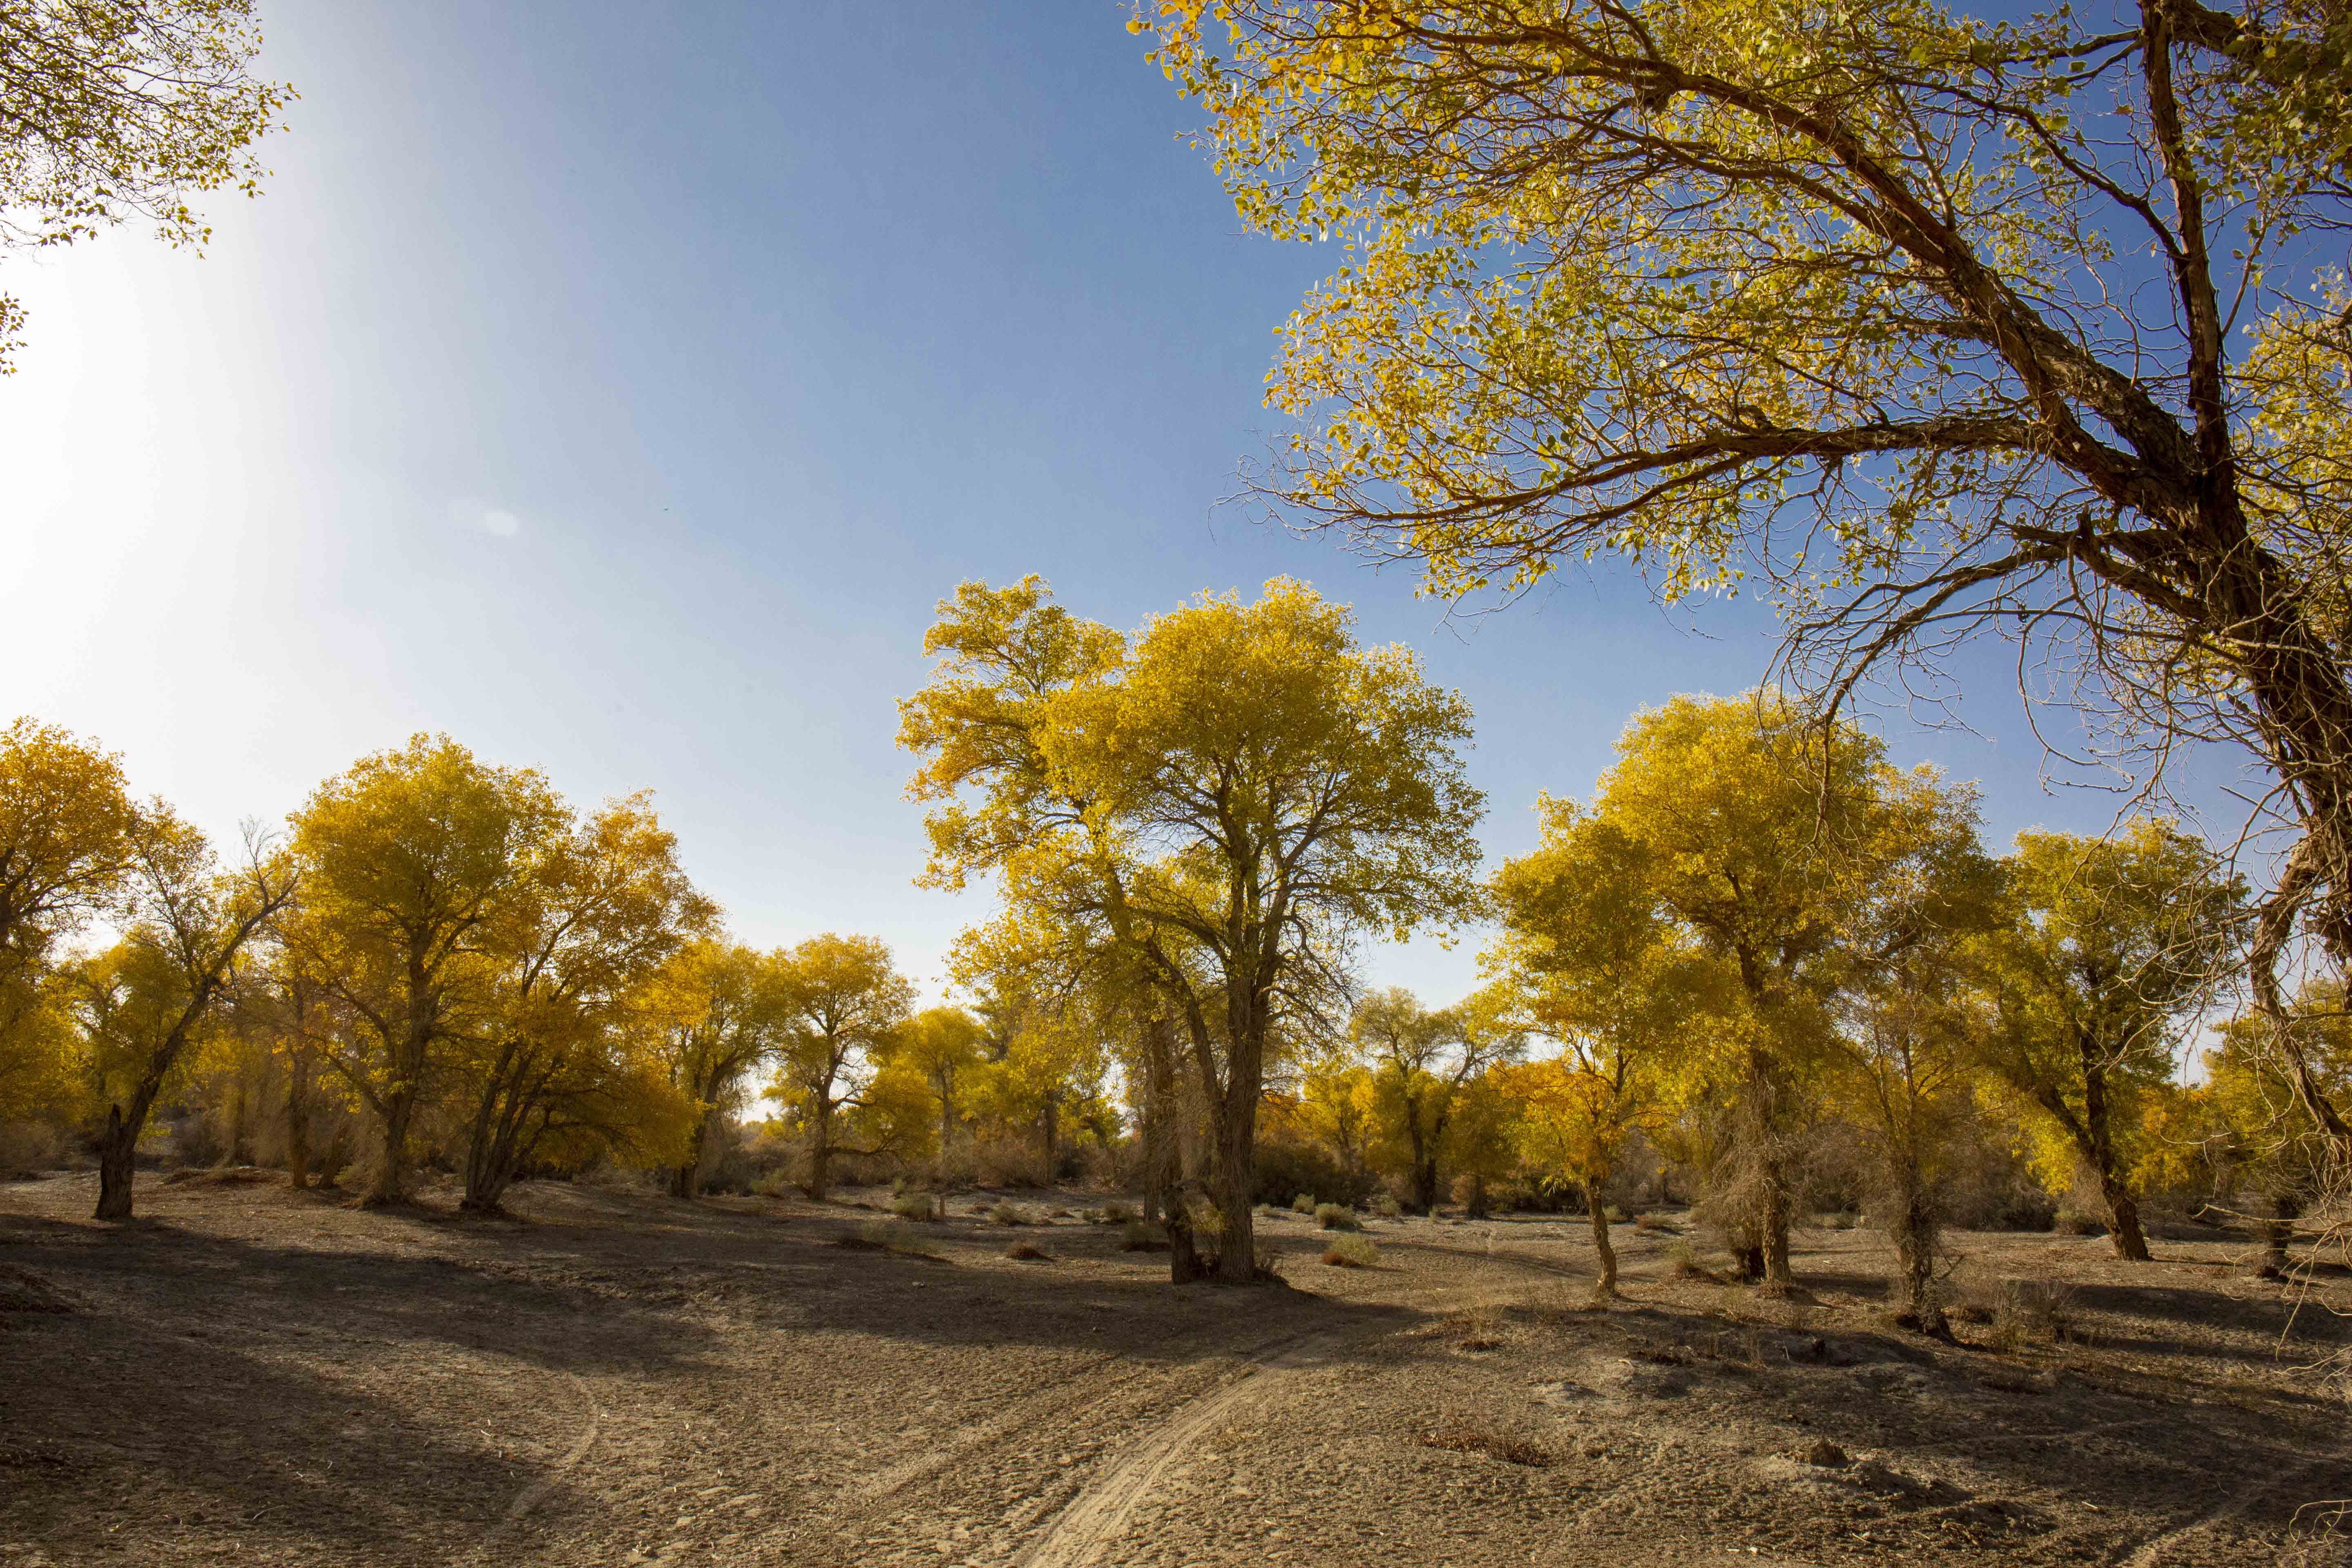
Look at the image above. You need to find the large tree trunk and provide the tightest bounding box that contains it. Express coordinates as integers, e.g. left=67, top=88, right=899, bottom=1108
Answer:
left=1886, top=1170, right=1948, bottom=1335
left=284, top=1062, right=312, bottom=1192
left=2263, top=1188, right=2303, bottom=1276
left=2078, top=1054, right=2153, bottom=1261
left=94, top=1105, right=139, bottom=1222
left=672, top=1105, right=713, bottom=1200
left=1587, top=1182, right=1618, bottom=1301
left=2098, top=1168, right=2153, bottom=1262
left=363, top=1085, right=416, bottom=1206
left=804, top=1092, right=835, bottom=1200
left=1207, top=1087, right=1258, bottom=1284
left=1412, top=1154, right=1441, bottom=1216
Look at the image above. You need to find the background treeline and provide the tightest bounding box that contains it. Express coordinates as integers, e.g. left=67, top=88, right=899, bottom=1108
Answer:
left=0, top=722, right=1119, bottom=1221
left=4, top=646, right=2335, bottom=1331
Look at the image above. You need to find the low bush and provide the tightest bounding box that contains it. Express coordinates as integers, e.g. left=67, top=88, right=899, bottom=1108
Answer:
left=891, top=1191, right=939, bottom=1222
left=752, top=1171, right=796, bottom=1199
left=1667, top=1241, right=1724, bottom=1284
left=847, top=1218, right=932, bottom=1256
left=1322, top=1234, right=1379, bottom=1268
left=990, top=1201, right=1030, bottom=1226
left=1315, top=1203, right=1361, bottom=1232
left=1097, top=1200, right=1137, bottom=1225
left=1370, top=1193, right=1403, bottom=1220
left=1419, top=1412, right=1553, bottom=1468
left=1990, top=1278, right=2083, bottom=1348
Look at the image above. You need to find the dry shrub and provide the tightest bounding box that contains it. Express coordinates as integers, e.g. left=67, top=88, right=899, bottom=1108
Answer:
left=1315, top=1203, right=1361, bottom=1232
left=1096, top=1200, right=1137, bottom=1225
left=1371, top=1192, right=1403, bottom=1219
left=0, top=1122, right=69, bottom=1178
left=851, top=1218, right=935, bottom=1256
left=1120, top=1219, right=1169, bottom=1252
left=160, top=1166, right=277, bottom=1189
left=1668, top=1241, right=1725, bottom=1284
left=1419, top=1412, right=1553, bottom=1468
left=891, top=1191, right=939, bottom=1222
left=0, top=1265, right=71, bottom=1314
left=989, top=1201, right=1031, bottom=1227
left=1987, top=1278, right=2082, bottom=1348
left=1323, top=1234, right=1379, bottom=1268
left=1448, top=1305, right=1507, bottom=1351
left=1004, top=1239, right=1052, bottom=1261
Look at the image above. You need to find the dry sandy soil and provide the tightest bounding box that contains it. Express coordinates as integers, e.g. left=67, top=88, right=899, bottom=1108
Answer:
left=3, top=1172, right=2350, bottom=1567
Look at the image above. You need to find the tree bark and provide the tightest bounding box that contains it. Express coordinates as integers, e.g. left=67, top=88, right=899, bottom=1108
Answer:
left=2078, top=1051, right=2153, bottom=1261
left=94, top=1105, right=138, bottom=1222
left=672, top=1107, right=713, bottom=1200
left=363, top=1086, right=416, bottom=1206
left=1889, top=1177, right=1948, bottom=1335
left=2263, top=1189, right=2303, bottom=1275
left=804, top=1089, right=835, bottom=1200
left=284, top=1060, right=311, bottom=1191
left=1587, top=1182, right=1618, bottom=1301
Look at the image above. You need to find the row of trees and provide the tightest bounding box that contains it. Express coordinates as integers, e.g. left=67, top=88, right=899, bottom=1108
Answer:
left=0, top=722, right=1104, bottom=1220
left=1136, top=0, right=2352, bottom=1264
left=1239, top=692, right=2301, bottom=1330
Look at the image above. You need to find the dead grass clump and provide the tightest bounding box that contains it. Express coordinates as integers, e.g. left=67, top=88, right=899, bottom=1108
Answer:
left=1668, top=1241, right=1725, bottom=1283
left=160, top=1166, right=277, bottom=1188
left=848, top=1218, right=936, bottom=1256
left=1323, top=1234, right=1379, bottom=1268
left=1987, top=1278, right=2083, bottom=1348
left=891, top=1191, right=939, bottom=1222
left=1447, top=1305, right=1507, bottom=1350
left=1419, top=1413, right=1554, bottom=1468
left=1120, top=1219, right=1169, bottom=1252
left=0, top=1265, right=72, bottom=1314
left=989, top=1201, right=1031, bottom=1226
left=1003, top=1239, right=1052, bottom=1261
left=1315, top=1202, right=1361, bottom=1231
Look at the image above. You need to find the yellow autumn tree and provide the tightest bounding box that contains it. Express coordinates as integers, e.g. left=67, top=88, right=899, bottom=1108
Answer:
left=902, top=575, right=1484, bottom=1283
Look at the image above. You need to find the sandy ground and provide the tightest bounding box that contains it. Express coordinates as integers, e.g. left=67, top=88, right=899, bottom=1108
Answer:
left=3, top=1172, right=2350, bottom=1567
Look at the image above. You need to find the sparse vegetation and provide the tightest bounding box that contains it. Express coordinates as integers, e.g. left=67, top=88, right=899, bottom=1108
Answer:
left=1418, top=1412, right=1553, bottom=1468
left=1314, top=1202, right=1359, bottom=1232
left=989, top=1200, right=1030, bottom=1226
left=1321, top=1234, right=1379, bottom=1268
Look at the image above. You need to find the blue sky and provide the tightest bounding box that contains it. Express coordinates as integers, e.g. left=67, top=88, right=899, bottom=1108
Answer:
left=0, top=1, right=2209, bottom=1004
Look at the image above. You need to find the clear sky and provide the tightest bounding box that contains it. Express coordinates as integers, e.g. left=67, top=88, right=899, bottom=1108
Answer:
left=0, top=1, right=2214, bottom=1006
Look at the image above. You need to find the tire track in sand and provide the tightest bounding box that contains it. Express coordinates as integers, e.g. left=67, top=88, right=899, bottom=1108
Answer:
left=461, top=1370, right=602, bottom=1564
left=1015, top=1330, right=1346, bottom=1568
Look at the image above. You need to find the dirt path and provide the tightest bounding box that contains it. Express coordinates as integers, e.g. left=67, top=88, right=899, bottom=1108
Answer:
left=6, top=1176, right=2350, bottom=1567
left=1017, top=1330, right=1348, bottom=1568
